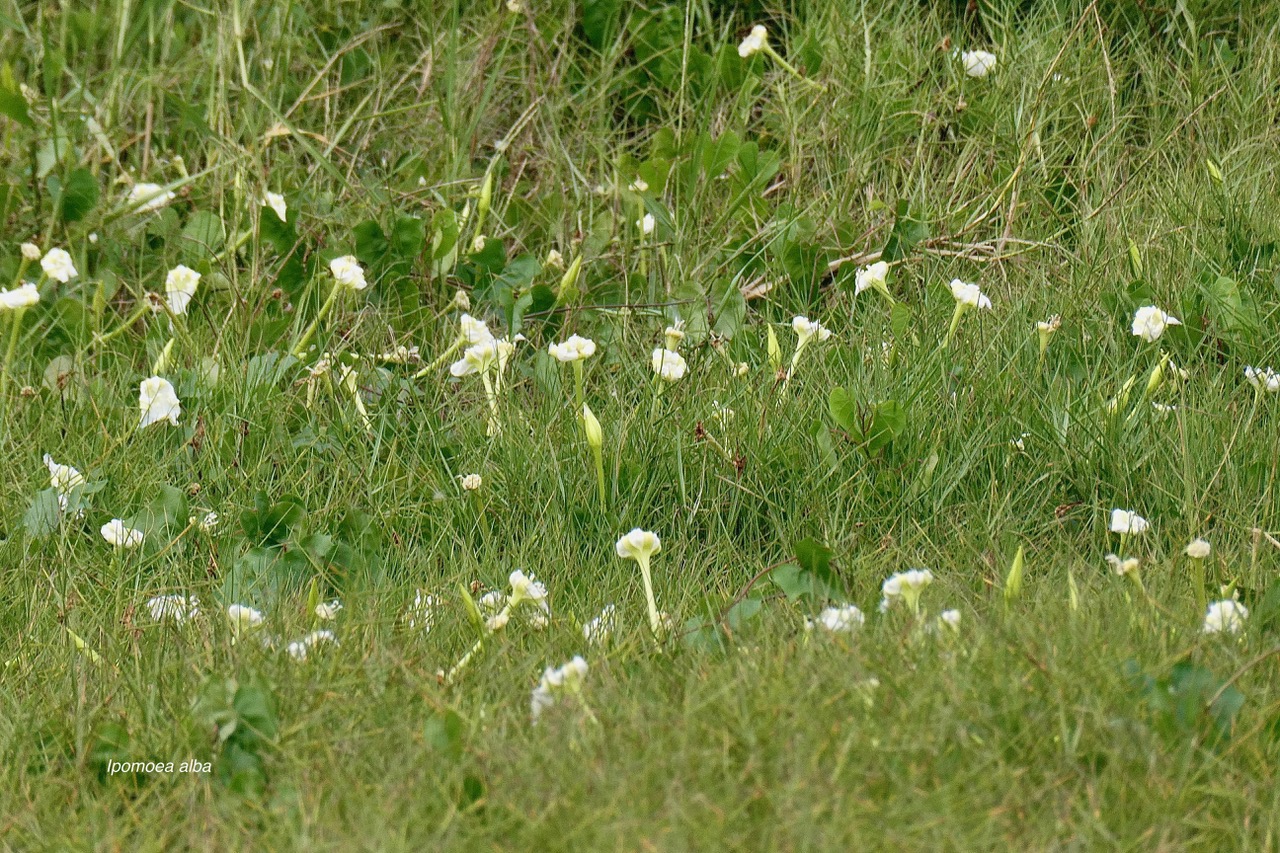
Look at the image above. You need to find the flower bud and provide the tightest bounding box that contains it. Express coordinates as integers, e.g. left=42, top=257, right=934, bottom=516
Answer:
left=582, top=404, right=603, bottom=450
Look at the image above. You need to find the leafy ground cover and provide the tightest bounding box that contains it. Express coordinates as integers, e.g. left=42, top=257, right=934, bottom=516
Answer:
left=2, top=0, right=1280, bottom=848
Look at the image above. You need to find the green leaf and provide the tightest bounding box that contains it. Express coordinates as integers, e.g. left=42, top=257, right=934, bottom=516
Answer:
left=767, top=563, right=839, bottom=602
left=0, top=85, right=32, bottom=127
left=390, top=214, right=425, bottom=259
left=865, top=400, right=906, bottom=453
left=354, top=220, right=388, bottom=265
left=881, top=201, right=929, bottom=262
left=1201, top=274, right=1260, bottom=343
left=181, top=211, right=226, bottom=253
left=23, top=489, right=62, bottom=538
left=581, top=0, right=623, bottom=50
left=794, top=537, right=840, bottom=595
left=49, top=168, right=98, bottom=223
left=424, top=709, right=465, bottom=760
left=726, top=597, right=762, bottom=631
left=828, top=387, right=858, bottom=435
left=700, top=130, right=740, bottom=179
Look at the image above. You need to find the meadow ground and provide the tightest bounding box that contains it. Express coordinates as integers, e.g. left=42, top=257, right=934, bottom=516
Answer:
left=2, top=0, right=1280, bottom=848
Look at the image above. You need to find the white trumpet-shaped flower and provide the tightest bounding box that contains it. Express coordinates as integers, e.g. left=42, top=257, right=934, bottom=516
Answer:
left=263, top=191, right=287, bottom=222
left=20, top=242, right=41, bottom=261
left=101, top=519, right=144, bottom=550
left=40, top=248, right=78, bottom=283
left=854, top=261, right=891, bottom=297
left=804, top=604, right=865, bottom=634
left=164, top=265, right=201, bottom=315
left=738, top=24, right=768, bottom=58
left=650, top=348, right=687, bottom=382
left=0, top=283, right=39, bottom=309
left=1105, top=553, right=1141, bottom=576
left=1109, top=509, right=1148, bottom=535
left=287, top=629, right=338, bottom=661
left=548, top=335, right=597, bottom=363
left=583, top=604, right=617, bottom=646
left=147, top=594, right=199, bottom=624
left=127, top=183, right=175, bottom=213
left=881, top=569, right=933, bottom=615
left=960, top=50, right=997, bottom=78
left=949, top=280, right=992, bottom=309
left=329, top=255, right=368, bottom=290
left=139, top=376, right=181, bottom=428
left=1245, top=366, right=1280, bottom=393
left=617, top=528, right=664, bottom=638
left=531, top=655, right=589, bottom=723
left=1202, top=599, right=1248, bottom=635
left=450, top=340, right=500, bottom=377
left=1131, top=306, right=1180, bottom=343
left=1185, top=539, right=1212, bottom=559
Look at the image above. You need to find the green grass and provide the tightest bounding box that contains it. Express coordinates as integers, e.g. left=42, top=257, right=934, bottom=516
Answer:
left=3, top=0, right=1280, bottom=848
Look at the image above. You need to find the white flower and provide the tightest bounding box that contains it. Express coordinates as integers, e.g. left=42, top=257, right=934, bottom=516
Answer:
left=407, top=589, right=437, bottom=632
left=1036, top=317, right=1061, bottom=335
left=638, top=213, right=655, bottom=235
left=450, top=340, right=500, bottom=377
left=40, top=248, right=78, bottom=283
left=263, top=191, right=287, bottom=222
left=583, top=604, right=617, bottom=646
left=44, top=453, right=86, bottom=495
left=949, top=279, right=992, bottom=309
left=508, top=569, right=549, bottom=613
left=1131, top=306, right=1180, bottom=343
left=485, top=610, right=510, bottom=632
left=330, top=255, right=368, bottom=290
left=227, top=604, right=265, bottom=638
left=458, top=313, right=494, bottom=345
left=960, top=50, right=998, bottom=78
left=101, top=519, right=144, bottom=550
left=0, top=283, right=39, bottom=310
left=616, top=528, right=661, bottom=561
left=937, top=609, right=961, bottom=632
left=478, top=591, right=507, bottom=613
left=460, top=473, right=483, bottom=491
left=548, top=335, right=597, bottom=363
left=1245, top=366, right=1280, bottom=393
left=20, top=242, right=41, bottom=261
left=650, top=347, right=687, bottom=382
left=164, top=265, right=201, bottom=315
left=881, top=569, right=933, bottom=613
left=1109, top=509, right=1148, bottom=535
left=315, top=600, right=342, bottom=621
left=804, top=604, right=865, bottom=634
left=128, top=182, right=175, bottom=213
left=738, top=24, right=768, bottom=58
left=376, top=344, right=419, bottom=364
left=451, top=289, right=471, bottom=311
left=791, top=316, right=833, bottom=346
left=139, top=376, right=181, bottom=428
left=1104, top=553, right=1140, bottom=576
left=854, top=261, right=889, bottom=295
left=1185, top=539, right=1211, bottom=559
left=197, top=511, right=220, bottom=532
left=147, top=594, right=199, bottom=624
left=1202, top=599, right=1248, bottom=635
left=531, top=655, right=589, bottom=723
left=287, top=629, right=338, bottom=661
left=544, top=249, right=565, bottom=271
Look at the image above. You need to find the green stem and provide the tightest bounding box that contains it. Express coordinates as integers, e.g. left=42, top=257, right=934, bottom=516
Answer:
left=93, top=301, right=153, bottom=348
left=636, top=555, right=661, bottom=639
left=291, top=282, right=341, bottom=358
left=414, top=336, right=463, bottom=379
left=0, top=307, right=26, bottom=423
left=573, top=359, right=585, bottom=416
left=763, top=45, right=826, bottom=91
left=591, top=443, right=606, bottom=512
left=944, top=302, right=967, bottom=348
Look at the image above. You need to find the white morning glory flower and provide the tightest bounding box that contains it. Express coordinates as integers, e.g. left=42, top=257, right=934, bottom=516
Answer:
left=1202, top=599, right=1247, bottom=635
left=1185, top=539, right=1211, bottom=559
left=127, top=182, right=176, bottom=213
left=101, top=519, right=144, bottom=550
left=0, top=283, right=39, bottom=309
left=1131, top=306, right=1180, bottom=343
left=738, top=24, right=768, bottom=58
left=40, top=248, right=78, bottom=283
left=146, top=594, right=199, bottom=624
left=263, top=191, right=287, bottom=222
left=960, top=50, right=997, bottom=78
left=164, top=265, right=201, bottom=315
left=139, top=376, right=182, bottom=428
left=329, top=255, right=368, bottom=290
left=804, top=604, right=865, bottom=634
left=650, top=347, right=687, bottom=382
left=548, top=335, right=597, bottom=363
left=949, top=279, right=992, bottom=309
left=1109, top=509, right=1148, bottom=534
